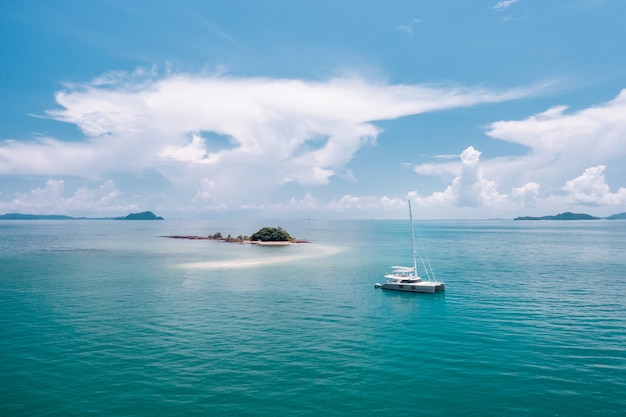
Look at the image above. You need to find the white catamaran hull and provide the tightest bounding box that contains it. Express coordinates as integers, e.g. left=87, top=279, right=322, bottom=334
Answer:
left=379, top=281, right=445, bottom=293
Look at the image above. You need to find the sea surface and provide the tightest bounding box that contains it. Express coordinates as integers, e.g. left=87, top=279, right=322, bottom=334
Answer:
left=1, top=219, right=625, bottom=416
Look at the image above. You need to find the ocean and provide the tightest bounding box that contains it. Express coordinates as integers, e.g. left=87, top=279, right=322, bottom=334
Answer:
left=1, top=219, right=625, bottom=416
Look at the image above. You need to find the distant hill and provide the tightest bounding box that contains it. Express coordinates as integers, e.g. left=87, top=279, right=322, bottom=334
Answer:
left=514, top=211, right=600, bottom=220
left=607, top=212, right=626, bottom=220
left=0, top=213, right=82, bottom=220
left=0, top=211, right=164, bottom=220
left=114, top=211, right=164, bottom=220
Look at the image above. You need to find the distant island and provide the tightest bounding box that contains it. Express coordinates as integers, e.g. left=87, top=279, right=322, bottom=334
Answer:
left=607, top=212, right=626, bottom=220
left=114, top=211, right=163, bottom=220
left=0, top=211, right=164, bottom=220
left=515, top=211, right=601, bottom=220
left=163, top=226, right=308, bottom=245
left=0, top=213, right=82, bottom=220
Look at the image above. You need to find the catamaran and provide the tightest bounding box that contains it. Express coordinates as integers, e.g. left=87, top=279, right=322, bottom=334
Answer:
left=375, top=200, right=445, bottom=293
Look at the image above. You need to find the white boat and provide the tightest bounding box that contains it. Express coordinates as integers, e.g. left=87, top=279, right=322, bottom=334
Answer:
left=375, top=201, right=445, bottom=293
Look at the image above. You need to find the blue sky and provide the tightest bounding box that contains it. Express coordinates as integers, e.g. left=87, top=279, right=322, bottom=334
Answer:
left=1, top=0, right=626, bottom=219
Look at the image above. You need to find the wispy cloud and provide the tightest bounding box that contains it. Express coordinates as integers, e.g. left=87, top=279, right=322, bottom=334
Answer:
left=397, top=18, right=422, bottom=37
left=491, top=0, right=520, bottom=12
left=180, top=10, right=243, bottom=48
left=0, top=70, right=538, bottom=214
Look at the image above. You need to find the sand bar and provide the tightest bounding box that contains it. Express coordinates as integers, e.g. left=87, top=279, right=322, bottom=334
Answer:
left=177, top=244, right=343, bottom=270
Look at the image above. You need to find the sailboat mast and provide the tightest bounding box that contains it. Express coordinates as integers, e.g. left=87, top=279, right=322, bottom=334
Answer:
left=408, top=200, right=418, bottom=276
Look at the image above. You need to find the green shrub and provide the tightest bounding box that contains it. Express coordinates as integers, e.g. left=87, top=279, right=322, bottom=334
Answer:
left=250, top=227, right=294, bottom=242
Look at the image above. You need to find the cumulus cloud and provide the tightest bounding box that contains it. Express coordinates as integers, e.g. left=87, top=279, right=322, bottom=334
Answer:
left=0, top=70, right=536, bottom=212
left=159, top=133, right=220, bottom=164
left=409, top=89, right=626, bottom=215
left=510, top=182, right=540, bottom=205
left=485, top=89, right=626, bottom=187
left=321, top=194, right=406, bottom=212
left=236, top=193, right=406, bottom=214
left=410, top=146, right=508, bottom=208
left=0, top=179, right=136, bottom=215
left=562, top=165, right=626, bottom=205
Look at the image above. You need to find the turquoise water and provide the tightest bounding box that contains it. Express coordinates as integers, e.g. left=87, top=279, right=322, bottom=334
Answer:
left=1, top=219, right=625, bottom=416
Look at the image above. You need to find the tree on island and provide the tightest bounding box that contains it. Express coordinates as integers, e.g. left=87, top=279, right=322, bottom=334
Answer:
left=250, top=226, right=294, bottom=242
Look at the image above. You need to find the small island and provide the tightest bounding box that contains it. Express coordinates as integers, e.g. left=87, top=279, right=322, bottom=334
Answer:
left=514, top=211, right=600, bottom=220
left=0, top=213, right=80, bottom=220
left=0, top=211, right=164, bottom=220
left=114, top=211, right=164, bottom=220
left=163, top=226, right=308, bottom=245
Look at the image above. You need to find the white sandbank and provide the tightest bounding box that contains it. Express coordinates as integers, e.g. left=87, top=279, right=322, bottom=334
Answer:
left=177, top=244, right=344, bottom=270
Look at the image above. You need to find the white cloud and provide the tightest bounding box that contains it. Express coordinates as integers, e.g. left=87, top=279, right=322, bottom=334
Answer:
left=0, top=138, right=100, bottom=175
left=159, top=133, right=220, bottom=164
left=411, top=148, right=626, bottom=215
left=287, top=193, right=322, bottom=210
left=325, top=194, right=406, bottom=212
left=3, top=74, right=624, bottom=218
left=0, top=179, right=137, bottom=215
left=0, top=70, right=537, bottom=213
left=484, top=89, right=626, bottom=189
left=510, top=182, right=540, bottom=205
left=491, top=0, right=520, bottom=12
left=410, top=146, right=508, bottom=209
left=397, top=18, right=422, bottom=36
left=410, top=89, right=626, bottom=215
left=234, top=193, right=405, bottom=215
left=562, top=165, right=626, bottom=205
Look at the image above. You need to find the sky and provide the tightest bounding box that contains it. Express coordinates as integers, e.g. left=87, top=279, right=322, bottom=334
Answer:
left=1, top=0, right=626, bottom=219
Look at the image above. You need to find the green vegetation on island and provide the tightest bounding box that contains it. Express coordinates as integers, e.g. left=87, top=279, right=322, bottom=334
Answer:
left=250, top=226, right=294, bottom=242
